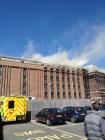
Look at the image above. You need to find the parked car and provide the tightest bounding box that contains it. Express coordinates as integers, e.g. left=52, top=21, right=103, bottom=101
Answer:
left=101, top=104, right=105, bottom=110
left=63, top=106, right=87, bottom=123
left=35, top=108, right=65, bottom=126
left=83, top=106, right=92, bottom=114
left=98, top=106, right=105, bottom=118
left=83, top=105, right=105, bottom=118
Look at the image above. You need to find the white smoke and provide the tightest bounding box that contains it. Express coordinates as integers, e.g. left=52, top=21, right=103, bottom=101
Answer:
left=78, top=26, right=105, bottom=64
left=21, top=25, right=105, bottom=67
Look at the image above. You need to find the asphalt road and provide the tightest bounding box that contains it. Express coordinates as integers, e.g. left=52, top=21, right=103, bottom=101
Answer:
left=1, top=121, right=87, bottom=140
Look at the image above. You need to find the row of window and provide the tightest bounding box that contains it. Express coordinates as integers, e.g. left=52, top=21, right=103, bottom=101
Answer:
left=44, top=91, right=82, bottom=99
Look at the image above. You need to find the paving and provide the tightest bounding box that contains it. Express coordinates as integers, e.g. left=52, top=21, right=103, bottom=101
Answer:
left=1, top=121, right=87, bottom=140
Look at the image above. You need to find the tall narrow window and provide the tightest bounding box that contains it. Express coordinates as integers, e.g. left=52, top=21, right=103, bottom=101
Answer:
left=0, top=65, right=2, bottom=83
left=22, top=68, right=27, bottom=95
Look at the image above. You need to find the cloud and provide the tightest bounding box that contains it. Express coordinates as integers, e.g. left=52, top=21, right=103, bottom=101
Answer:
left=32, top=50, right=71, bottom=65
left=21, top=24, right=105, bottom=67
left=21, top=40, right=34, bottom=59
left=85, top=64, right=105, bottom=73
left=21, top=41, right=80, bottom=66
left=21, top=40, right=38, bottom=59
left=75, top=25, right=105, bottom=65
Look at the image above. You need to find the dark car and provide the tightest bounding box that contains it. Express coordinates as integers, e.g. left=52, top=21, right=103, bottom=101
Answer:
left=101, top=104, right=105, bottom=110
left=83, top=106, right=92, bottom=114
left=83, top=106, right=92, bottom=111
left=63, top=106, right=87, bottom=123
left=35, top=108, right=65, bottom=126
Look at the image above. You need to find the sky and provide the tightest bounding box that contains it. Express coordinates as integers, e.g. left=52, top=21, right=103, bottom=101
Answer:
left=0, top=0, right=105, bottom=68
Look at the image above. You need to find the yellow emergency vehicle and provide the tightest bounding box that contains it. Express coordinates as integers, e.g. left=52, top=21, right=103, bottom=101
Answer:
left=0, top=96, right=26, bottom=122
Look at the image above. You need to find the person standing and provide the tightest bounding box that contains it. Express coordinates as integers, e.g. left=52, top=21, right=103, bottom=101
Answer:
left=84, top=100, right=105, bottom=140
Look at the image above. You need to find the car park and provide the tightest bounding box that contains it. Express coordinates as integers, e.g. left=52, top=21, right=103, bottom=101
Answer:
left=63, top=106, right=87, bottom=123
left=35, top=108, right=65, bottom=126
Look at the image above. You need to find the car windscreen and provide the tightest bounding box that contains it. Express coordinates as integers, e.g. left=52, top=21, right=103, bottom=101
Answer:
left=102, top=104, right=105, bottom=109
left=102, top=106, right=105, bottom=110
left=84, top=106, right=92, bottom=110
left=99, top=107, right=103, bottom=110
left=76, top=107, right=83, bottom=111
left=49, top=108, right=63, bottom=114
left=76, top=107, right=84, bottom=112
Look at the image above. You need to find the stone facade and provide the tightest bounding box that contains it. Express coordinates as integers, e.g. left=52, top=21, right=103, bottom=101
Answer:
left=0, top=56, right=86, bottom=100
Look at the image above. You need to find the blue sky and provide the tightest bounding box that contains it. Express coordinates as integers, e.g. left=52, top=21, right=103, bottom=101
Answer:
left=0, top=0, right=105, bottom=68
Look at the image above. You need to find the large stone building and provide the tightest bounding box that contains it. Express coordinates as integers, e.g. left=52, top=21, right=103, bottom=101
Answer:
left=0, top=56, right=85, bottom=100
left=0, top=56, right=44, bottom=99
left=87, top=66, right=105, bottom=103
left=0, top=56, right=105, bottom=102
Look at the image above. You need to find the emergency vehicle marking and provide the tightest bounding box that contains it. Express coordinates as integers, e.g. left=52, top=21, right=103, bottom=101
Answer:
left=0, top=96, right=26, bottom=121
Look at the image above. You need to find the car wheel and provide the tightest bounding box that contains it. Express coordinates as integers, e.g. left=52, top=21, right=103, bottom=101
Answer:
left=71, top=117, right=76, bottom=123
left=46, top=119, right=52, bottom=126
left=63, top=121, right=65, bottom=124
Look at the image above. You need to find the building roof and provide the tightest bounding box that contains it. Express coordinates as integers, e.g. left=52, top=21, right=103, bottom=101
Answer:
left=0, top=55, right=83, bottom=70
left=86, top=65, right=105, bottom=74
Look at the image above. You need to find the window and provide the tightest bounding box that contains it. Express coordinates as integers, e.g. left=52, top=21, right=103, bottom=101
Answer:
left=77, top=77, right=80, bottom=81
left=62, top=85, right=65, bottom=89
left=72, top=78, right=75, bottom=82
left=56, top=77, right=59, bottom=81
left=44, top=109, right=49, bottom=115
left=89, top=75, right=94, bottom=79
left=56, top=69, right=59, bottom=73
left=50, top=68, right=53, bottom=71
left=44, top=71, right=47, bottom=75
left=0, top=66, right=2, bottom=83
left=23, top=75, right=27, bottom=81
left=44, top=76, right=47, bottom=80
left=74, top=92, right=76, bottom=98
left=63, top=107, right=67, bottom=112
left=51, top=92, right=54, bottom=99
left=63, top=92, right=66, bottom=99
left=23, top=83, right=26, bottom=88
left=23, top=82, right=26, bottom=95
left=67, top=77, right=70, bottom=82
left=8, top=101, right=14, bottom=109
left=50, top=76, right=53, bottom=80
left=79, top=92, right=81, bottom=98
left=23, top=91, right=26, bottom=95
left=68, top=85, right=70, bottom=90
left=44, top=85, right=47, bottom=90
left=57, top=92, right=60, bottom=98
left=68, top=92, right=71, bottom=98
left=50, top=108, right=63, bottom=113
left=45, top=92, right=48, bottom=98
left=0, top=66, right=2, bottom=75
left=72, top=71, right=74, bottom=75
left=23, top=68, right=27, bottom=76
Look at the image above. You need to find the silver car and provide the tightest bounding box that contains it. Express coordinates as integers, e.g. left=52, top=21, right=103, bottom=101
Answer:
left=98, top=106, right=105, bottom=118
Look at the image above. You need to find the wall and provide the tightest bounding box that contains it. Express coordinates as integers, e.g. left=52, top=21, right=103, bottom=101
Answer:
left=26, top=99, right=91, bottom=120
